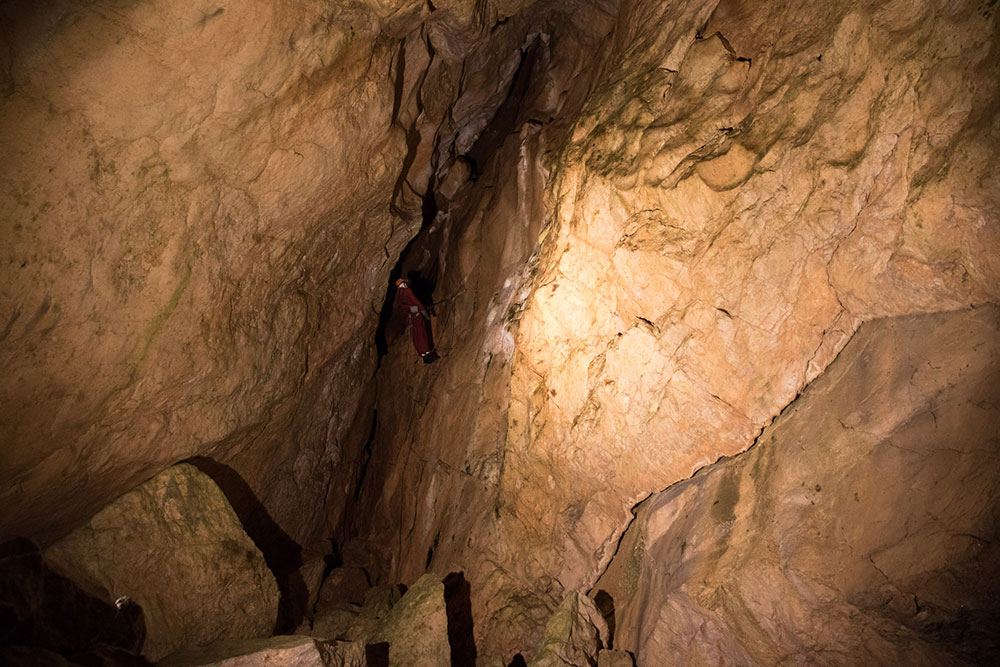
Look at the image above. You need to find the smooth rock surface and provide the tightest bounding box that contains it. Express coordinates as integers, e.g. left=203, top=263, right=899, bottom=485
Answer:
left=594, top=306, right=1000, bottom=665
left=45, top=464, right=278, bottom=661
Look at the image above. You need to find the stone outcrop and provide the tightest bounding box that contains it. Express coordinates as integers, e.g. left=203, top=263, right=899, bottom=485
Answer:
left=593, top=306, right=1000, bottom=665
left=45, top=464, right=278, bottom=661
left=366, top=573, right=451, bottom=666
left=159, top=635, right=368, bottom=667
left=529, top=592, right=608, bottom=667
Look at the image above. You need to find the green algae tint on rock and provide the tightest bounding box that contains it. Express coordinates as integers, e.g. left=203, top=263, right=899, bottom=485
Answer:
left=46, top=464, right=279, bottom=661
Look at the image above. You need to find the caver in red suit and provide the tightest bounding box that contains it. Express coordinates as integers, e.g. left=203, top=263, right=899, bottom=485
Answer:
left=394, top=278, right=440, bottom=363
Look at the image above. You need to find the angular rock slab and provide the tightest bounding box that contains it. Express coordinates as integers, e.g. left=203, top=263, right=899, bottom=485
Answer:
left=367, top=573, right=450, bottom=667
left=529, top=592, right=608, bottom=667
left=160, top=635, right=368, bottom=667
left=595, top=306, right=1000, bottom=665
left=45, top=463, right=278, bottom=661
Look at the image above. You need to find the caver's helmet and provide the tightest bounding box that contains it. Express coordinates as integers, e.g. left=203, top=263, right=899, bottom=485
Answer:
left=395, top=278, right=408, bottom=287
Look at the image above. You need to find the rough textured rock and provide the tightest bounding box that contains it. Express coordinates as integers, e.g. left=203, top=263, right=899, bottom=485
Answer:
left=352, top=0, right=1000, bottom=658
left=596, top=650, right=634, bottom=667
left=310, top=567, right=373, bottom=642
left=593, top=306, right=1000, bottom=665
left=366, top=573, right=450, bottom=667
left=45, top=464, right=278, bottom=661
left=0, top=538, right=146, bottom=664
left=3, top=0, right=999, bottom=663
left=299, top=556, right=330, bottom=623
left=345, top=584, right=404, bottom=642
left=160, top=635, right=345, bottom=667
left=529, top=592, right=608, bottom=667
left=0, top=0, right=414, bottom=551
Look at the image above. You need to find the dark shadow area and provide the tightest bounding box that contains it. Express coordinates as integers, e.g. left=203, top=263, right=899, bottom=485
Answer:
left=406, top=270, right=437, bottom=315
left=0, top=538, right=150, bottom=665
left=352, top=410, right=379, bottom=502
left=365, top=641, right=390, bottom=667
left=507, top=653, right=527, bottom=667
left=443, top=571, right=477, bottom=666
left=185, top=457, right=306, bottom=634
left=594, top=589, right=615, bottom=649
left=465, top=36, right=543, bottom=175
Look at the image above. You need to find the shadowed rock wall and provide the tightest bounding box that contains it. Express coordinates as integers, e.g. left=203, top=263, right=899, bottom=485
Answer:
left=0, top=0, right=558, bottom=552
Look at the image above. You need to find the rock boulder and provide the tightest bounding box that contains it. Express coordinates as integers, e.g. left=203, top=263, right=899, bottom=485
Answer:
left=45, top=464, right=279, bottom=661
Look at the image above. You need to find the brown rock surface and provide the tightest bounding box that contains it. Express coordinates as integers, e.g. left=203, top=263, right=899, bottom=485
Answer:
left=529, top=592, right=608, bottom=667
left=44, top=464, right=278, bottom=661
left=2, top=0, right=998, bottom=662
left=593, top=306, right=1000, bottom=665
left=366, top=573, right=450, bottom=666
left=351, top=0, right=1000, bottom=658
left=160, top=635, right=349, bottom=667
left=0, top=0, right=412, bottom=550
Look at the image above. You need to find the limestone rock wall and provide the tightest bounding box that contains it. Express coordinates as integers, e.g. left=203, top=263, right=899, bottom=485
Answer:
left=355, top=0, right=999, bottom=659
left=0, top=0, right=551, bottom=552
left=594, top=306, right=1000, bottom=665
left=0, top=0, right=414, bottom=548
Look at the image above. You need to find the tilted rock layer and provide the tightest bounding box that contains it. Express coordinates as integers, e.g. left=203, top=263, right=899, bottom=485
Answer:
left=596, top=306, right=1000, bottom=665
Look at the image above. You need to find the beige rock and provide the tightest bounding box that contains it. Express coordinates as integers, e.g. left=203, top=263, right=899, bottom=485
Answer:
left=45, top=464, right=278, bottom=661
left=596, top=650, right=634, bottom=667
left=0, top=0, right=412, bottom=553
left=159, top=635, right=340, bottom=667
left=593, top=307, right=1000, bottom=665
left=346, top=584, right=404, bottom=641
left=367, top=573, right=451, bottom=666
left=529, top=592, right=608, bottom=667
left=2, top=0, right=998, bottom=662
left=317, top=567, right=373, bottom=612
left=351, top=0, right=1000, bottom=659
left=313, top=609, right=361, bottom=642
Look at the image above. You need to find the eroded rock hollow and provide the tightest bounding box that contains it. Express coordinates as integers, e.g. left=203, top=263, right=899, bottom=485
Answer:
left=1, top=0, right=998, bottom=664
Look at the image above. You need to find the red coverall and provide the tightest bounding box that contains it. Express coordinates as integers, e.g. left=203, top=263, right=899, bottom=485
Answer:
left=394, top=284, right=435, bottom=358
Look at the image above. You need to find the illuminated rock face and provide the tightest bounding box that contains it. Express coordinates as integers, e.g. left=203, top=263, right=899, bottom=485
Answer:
left=594, top=306, right=1000, bottom=665
left=353, top=0, right=1000, bottom=659
left=1, top=0, right=998, bottom=662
